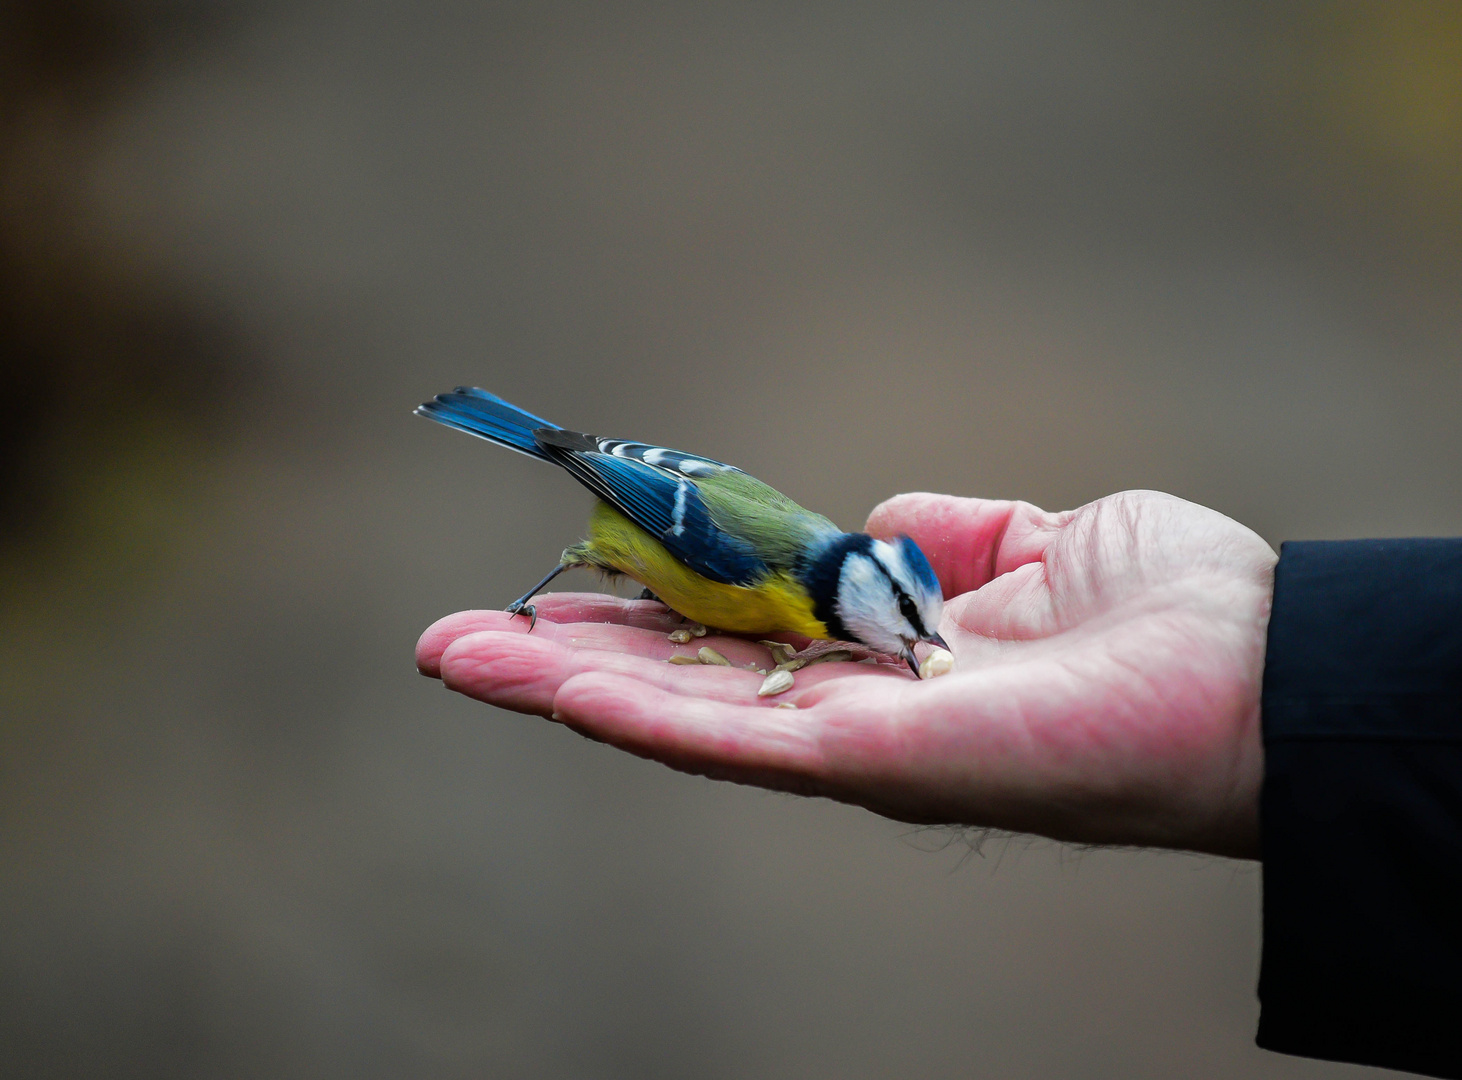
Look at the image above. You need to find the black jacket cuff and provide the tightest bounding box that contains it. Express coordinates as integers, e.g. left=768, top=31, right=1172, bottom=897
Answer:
left=1258, top=539, right=1462, bottom=1078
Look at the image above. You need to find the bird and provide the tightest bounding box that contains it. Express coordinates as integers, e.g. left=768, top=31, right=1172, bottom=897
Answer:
left=416, top=388, right=948, bottom=673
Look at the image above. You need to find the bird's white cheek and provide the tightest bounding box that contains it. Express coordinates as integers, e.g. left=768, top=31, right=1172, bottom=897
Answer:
left=835, top=554, right=904, bottom=653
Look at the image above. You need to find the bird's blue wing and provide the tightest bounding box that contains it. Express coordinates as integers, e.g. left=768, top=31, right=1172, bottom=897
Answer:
left=534, top=429, right=765, bottom=585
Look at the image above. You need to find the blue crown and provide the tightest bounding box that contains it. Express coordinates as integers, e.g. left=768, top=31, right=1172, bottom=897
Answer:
left=895, top=535, right=941, bottom=594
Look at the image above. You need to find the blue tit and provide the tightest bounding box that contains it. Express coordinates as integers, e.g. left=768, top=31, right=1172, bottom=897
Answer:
left=416, top=388, right=948, bottom=672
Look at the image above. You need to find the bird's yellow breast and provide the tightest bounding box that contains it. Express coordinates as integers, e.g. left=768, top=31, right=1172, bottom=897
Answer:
left=577, top=502, right=831, bottom=639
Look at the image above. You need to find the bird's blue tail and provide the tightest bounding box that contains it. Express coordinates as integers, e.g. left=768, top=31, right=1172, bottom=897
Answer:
left=415, top=388, right=561, bottom=460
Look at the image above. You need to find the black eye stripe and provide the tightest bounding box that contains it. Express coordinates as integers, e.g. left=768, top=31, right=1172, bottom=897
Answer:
left=898, top=594, right=924, bottom=634
left=872, top=556, right=927, bottom=636
left=887, top=577, right=926, bottom=636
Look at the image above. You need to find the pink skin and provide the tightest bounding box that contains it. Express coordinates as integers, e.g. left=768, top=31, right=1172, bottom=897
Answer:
left=418, top=490, right=1277, bottom=858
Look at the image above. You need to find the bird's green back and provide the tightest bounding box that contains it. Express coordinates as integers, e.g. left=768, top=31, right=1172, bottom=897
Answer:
left=693, top=469, right=839, bottom=571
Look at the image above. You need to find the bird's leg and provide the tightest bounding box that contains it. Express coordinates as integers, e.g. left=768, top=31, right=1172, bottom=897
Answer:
left=505, top=562, right=576, bottom=632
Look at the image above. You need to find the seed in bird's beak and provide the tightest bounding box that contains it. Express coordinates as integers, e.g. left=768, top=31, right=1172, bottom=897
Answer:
left=697, top=646, right=731, bottom=666
left=758, top=669, right=795, bottom=696
left=918, top=647, right=955, bottom=680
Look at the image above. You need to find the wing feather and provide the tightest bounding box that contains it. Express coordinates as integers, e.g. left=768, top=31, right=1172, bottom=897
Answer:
left=533, top=428, right=765, bottom=585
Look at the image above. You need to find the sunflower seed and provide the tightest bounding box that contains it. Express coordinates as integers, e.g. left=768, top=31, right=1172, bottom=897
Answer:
left=697, top=646, right=731, bottom=666
left=667, top=628, right=694, bottom=643
left=919, top=647, right=955, bottom=680
left=758, top=640, right=797, bottom=665
left=667, top=654, right=701, bottom=665
left=773, top=658, right=808, bottom=673
left=758, top=669, right=796, bottom=696
left=689, top=623, right=709, bottom=637
left=773, top=701, right=799, bottom=709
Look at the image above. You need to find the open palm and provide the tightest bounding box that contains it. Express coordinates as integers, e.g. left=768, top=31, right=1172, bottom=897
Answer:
left=417, top=491, right=1277, bottom=858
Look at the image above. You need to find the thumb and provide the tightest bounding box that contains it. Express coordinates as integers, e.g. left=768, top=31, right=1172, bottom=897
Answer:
left=866, top=492, right=1067, bottom=596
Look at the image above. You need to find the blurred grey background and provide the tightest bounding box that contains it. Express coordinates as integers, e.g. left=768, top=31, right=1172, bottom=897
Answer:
left=2, top=2, right=1459, bottom=1077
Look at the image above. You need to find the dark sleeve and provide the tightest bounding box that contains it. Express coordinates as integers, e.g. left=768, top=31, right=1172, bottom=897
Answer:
left=1258, top=539, right=1462, bottom=1079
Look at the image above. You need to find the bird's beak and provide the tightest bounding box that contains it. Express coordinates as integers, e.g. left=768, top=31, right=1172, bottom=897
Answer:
left=902, top=633, right=949, bottom=676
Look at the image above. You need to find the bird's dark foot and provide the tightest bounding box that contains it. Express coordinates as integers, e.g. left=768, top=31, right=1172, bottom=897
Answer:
left=504, top=562, right=577, bottom=632
left=506, top=601, right=538, bottom=632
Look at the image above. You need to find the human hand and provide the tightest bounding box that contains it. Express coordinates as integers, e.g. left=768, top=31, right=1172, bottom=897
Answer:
left=417, top=491, right=1277, bottom=858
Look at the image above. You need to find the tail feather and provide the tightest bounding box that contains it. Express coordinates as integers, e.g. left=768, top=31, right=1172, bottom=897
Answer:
left=415, top=388, right=561, bottom=460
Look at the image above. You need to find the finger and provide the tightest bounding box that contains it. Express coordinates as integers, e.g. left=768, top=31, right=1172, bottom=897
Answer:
left=523, top=592, right=688, bottom=629
left=420, top=612, right=792, bottom=680
left=418, top=594, right=830, bottom=677
left=549, top=671, right=841, bottom=783
left=439, top=631, right=761, bottom=714
left=549, top=671, right=959, bottom=815
left=865, top=492, right=1069, bottom=596
left=416, top=594, right=685, bottom=676
left=438, top=630, right=895, bottom=715
left=546, top=662, right=1059, bottom=829
left=456, top=617, right=783, bottom=669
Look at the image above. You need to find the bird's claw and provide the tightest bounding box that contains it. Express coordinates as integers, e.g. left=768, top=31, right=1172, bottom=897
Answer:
left=507, top=602, right=538, bottom=632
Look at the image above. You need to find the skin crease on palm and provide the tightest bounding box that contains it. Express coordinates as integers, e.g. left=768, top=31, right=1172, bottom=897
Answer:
left=417, top=491, right=1279, bottom=860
